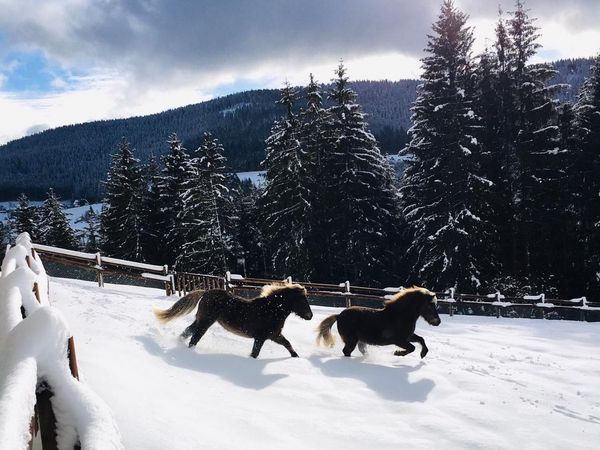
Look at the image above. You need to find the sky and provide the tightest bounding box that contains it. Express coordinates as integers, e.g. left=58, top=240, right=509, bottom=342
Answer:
left=0, top=0, right=598, bottom=144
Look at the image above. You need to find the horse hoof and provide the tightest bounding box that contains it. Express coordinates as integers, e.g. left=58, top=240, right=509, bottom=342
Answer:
left=290, top=352, right=299, bottom=357
left=394, top=350, right=408, bottom=357
left=420, top=350, right=428, bottom=359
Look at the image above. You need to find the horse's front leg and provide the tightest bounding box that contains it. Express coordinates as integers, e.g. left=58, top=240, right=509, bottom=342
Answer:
left=393, top=341, right=416, bottom=357
left=409, top=333, right=429, bottom=358
left=271, top=334, right=299, bottom=357
left=250, top=338, right=266, bottom=358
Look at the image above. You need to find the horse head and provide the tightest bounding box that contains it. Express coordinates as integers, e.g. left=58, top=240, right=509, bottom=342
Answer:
left=418, top=290, right=441, bottom=326
left=385, top=286, right=441, bottom=326
left=261, top=283, right=313, bottom=320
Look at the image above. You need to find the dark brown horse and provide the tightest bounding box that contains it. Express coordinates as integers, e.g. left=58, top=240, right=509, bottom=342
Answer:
left=154, top=284, right=313, bottom=358
left=316, top=287, right=440, bottom=358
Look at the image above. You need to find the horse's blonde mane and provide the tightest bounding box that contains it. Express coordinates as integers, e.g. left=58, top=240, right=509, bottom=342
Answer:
left=260, top=283, right=306, bottom=297
left=384, top=286, right=436, bottom=305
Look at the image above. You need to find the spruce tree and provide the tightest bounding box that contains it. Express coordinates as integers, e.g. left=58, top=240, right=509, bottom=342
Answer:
left=571, top=55, right=600, bottom=297
left=159, top=133, right=193, bottom=265
left=177, top=132, right=239, bottom=273
left=139, top=155, right=164, bottom=264
left=299, top=74, right=332, bottom=280
left=76, top=206, right=101, bottom=253
left=100, top=138, right=143, bottom=260
left=324, top=62, right=400, bottom=284
left=38, top=188, right=78, bottom=249
left=261, top=83, right=313, bottom=279
left=401, top=0, right=496, bottom=291
left=486, top=1, right=564, bottom=291
left=10, top=193, right=39, bottom=241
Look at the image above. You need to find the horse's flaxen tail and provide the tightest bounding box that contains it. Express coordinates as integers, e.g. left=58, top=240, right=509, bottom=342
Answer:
left=153, top=290, right=205, bottom=324
left=316, top=314, right=338, bottom=347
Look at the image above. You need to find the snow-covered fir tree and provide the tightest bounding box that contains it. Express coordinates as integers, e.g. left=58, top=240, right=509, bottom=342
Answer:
left=139, top=155, right=164, bottom=264
left=76, top=206, right=101, bottom=253
left=10, top=193, right=39, bottom=241
left=176, top=132, right=239, bottom=273
left=571, top=54, right=600, bottom=296
left=260, top=83, right=313, bottom=279
left=298, top=74, right=332, bottom=279
left=483, top=2, right=564, bottom=291
left=323, top=62, right=400, bottom=284
left=159, top=133, right=193, bottom=266
left=401, top=0, right=496, bottom=292
left=38, top=188, right=78, bottom=249
left=235, top=182, right=266, bottom=277
left=100, top=138, right=143, bottom=260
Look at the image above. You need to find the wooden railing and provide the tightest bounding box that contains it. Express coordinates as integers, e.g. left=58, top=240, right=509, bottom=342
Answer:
left=30, top=243, right=600, bottom=321
left=32, top=244, right=174, bottom=295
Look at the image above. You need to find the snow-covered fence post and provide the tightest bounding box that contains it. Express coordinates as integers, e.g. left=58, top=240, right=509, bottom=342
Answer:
left=162, top=265, right=173, bottom=296
left=225, top=271, right=232, bottom=293
left=448, top=288, right=455, bottom=316
left=495, top=291, right=502, bottom=318
left=540, top=293, right=546, bottom=320
left=344, top=281, right=351, bottom=308
left=95, top=252, right=104, bottom=288
left=284, top=276, right=292, bottom=284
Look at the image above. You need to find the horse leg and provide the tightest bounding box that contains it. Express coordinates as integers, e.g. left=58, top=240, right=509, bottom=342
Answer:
left=250, top=338, right=266, bottom=359
left=409, top=333, right=429, bottom=358
left=357, top=342, right=368, bottom=355
left=393, top=341, right=416, bottom=357
left=180, top=322, right=197, bottom=339
left=188, top=317, right=216, bottom=348
left=271, top=334, right=299, bottom=357
left=342, top=337, right=358, bottom=357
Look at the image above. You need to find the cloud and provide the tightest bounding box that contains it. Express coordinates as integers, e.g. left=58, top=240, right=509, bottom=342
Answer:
left=0, top=0, right=598, bottom=143
left=0, top=0, right=437, bottom=86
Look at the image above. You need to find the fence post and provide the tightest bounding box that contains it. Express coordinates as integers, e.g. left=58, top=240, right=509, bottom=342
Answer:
left=284, top=276, right=292, bottom=284
left=344, top=281, right=351, bottom=308
left=95, top=253, right=104, bottom=288
left=225, top=271, right=232, bottom=293
left=540, top=293, right=546, bottom=320
left=495, top=291, right=501, bottom=318
left=448, top=288, right=455, bottom=317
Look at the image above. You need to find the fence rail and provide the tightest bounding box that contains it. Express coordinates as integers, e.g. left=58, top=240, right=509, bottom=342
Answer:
left=31, top=243, right=600, bottom=321
left=32, top=244, right=174, bottom=295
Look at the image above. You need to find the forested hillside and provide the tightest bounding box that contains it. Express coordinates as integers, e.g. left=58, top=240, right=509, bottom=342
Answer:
left=0, top=80, right=417, bottom=201
left=0, top=57, right=592, bottom=201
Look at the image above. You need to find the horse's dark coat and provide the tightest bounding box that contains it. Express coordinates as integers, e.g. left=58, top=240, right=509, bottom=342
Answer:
left=316, top=287, right=440, bottom=358
left=154, top=284, right=313, bottom=358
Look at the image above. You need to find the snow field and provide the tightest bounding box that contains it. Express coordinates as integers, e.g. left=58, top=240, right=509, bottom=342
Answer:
left=49, top=277, right=600, bottom=450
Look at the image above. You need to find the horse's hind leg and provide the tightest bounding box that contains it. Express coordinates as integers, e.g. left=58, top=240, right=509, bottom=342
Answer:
left=271, top=334, right=299, bottom=357
left=188, top=317, right=216, bottom=348
left=180, top=322, right=197, bottom=339
left=393, top=341, right=416, bottom=357
left=342, top=336, right=358, bottom=357
left=409, top=333, right=429, bottom=358
left=357, top=342, right=368, bottom=355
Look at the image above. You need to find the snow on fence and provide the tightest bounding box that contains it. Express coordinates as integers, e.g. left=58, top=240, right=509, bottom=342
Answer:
left=31, top=243, right=174, bottom=295
left=30, top=242, right=600, bottom=321
left=0, top=233, right=123, bottom=450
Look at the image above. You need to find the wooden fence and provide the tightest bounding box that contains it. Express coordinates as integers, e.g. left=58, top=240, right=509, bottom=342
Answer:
left=31, top=243, right=600, bottom=321
left=32, top=244, right=174, bottom=295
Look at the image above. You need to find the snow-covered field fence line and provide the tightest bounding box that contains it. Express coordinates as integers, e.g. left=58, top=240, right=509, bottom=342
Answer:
left=0, top=233, right=123, bottom=450
left=31, top=243, right=174, bottom=295
left=30, top=242, right=600, bottom=322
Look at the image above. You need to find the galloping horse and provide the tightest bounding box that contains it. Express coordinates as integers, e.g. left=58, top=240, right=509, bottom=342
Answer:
left=316, top=287, right=440, bottom=358
left=154, top=283, right=313, bottom=358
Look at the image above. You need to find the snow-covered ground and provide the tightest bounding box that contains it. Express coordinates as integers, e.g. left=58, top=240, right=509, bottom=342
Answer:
left=65, top=203, right=103, bottom=231
left=45, top=277, right=600, bottom=449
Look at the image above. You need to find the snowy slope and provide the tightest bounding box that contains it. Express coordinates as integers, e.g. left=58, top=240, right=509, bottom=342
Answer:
left=49, top=278, right=600, bottom=450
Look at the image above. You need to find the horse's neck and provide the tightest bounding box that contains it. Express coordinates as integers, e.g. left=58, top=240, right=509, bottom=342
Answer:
left=385, top=302, right=420, bottom=322
left=264, top=295, right=292, bottom=315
